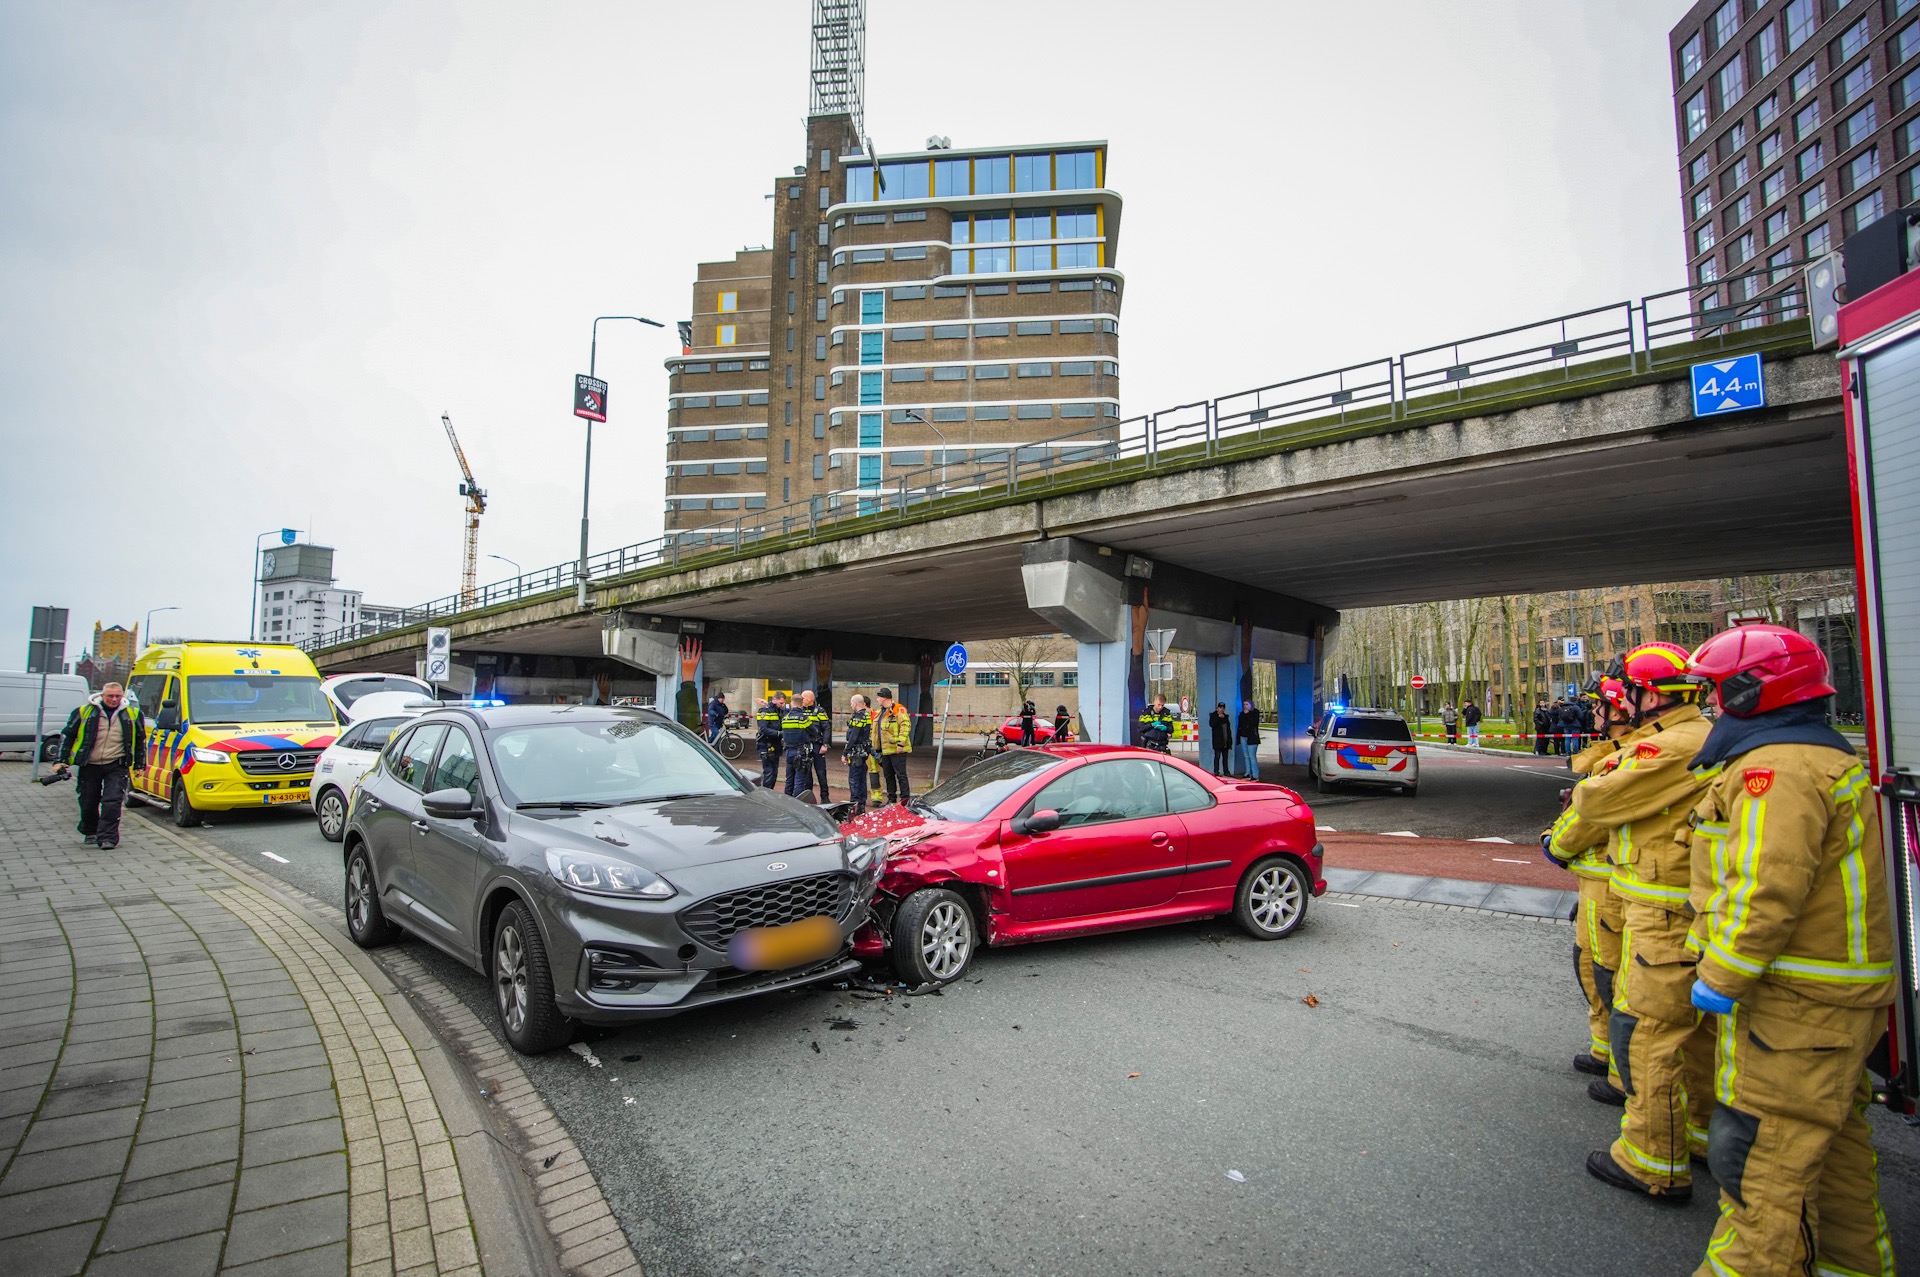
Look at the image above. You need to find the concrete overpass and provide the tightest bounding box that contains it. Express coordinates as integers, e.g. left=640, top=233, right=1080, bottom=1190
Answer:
left=316, top=321, right=1843, bottom=752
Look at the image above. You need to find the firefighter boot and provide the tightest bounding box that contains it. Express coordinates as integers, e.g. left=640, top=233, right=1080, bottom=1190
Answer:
left=1693, top=996, right=1894, bottom=1277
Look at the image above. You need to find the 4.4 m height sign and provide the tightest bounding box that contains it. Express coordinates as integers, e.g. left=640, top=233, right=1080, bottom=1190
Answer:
left=1689, top=353, right=1766, bottom=417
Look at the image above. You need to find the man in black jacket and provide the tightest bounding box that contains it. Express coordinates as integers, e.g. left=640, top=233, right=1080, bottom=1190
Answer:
left=1533, top=700, right=1552, bottom=755
left=1235, top=700, right=1262, bottom=779
left=1207, top=703, right=1233, bottom=775
left=59, top=684, right=147, bottom=850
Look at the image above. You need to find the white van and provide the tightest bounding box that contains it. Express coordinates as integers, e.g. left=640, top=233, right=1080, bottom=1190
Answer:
left=0, top=671, right=92, bottom=760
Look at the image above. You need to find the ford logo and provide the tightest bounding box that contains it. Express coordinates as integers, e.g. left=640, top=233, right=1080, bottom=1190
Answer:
left=766, top=861, right=788, bottom=872
left=277, top=753, right=298, bottom=771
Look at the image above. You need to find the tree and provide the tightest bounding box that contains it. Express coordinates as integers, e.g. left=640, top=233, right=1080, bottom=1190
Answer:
left=977, top=634, right=1063, bottom=709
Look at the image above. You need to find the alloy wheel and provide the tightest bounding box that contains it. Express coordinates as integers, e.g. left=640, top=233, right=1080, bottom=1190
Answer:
left=1248, top=864, right=1303, bottom=934
left=318, top=791, right=345, bottom=839
left=496, top=923, right=529, bottom=1034
left=919, top=900, right=972, bottom=981
left=347, top=856, right=372, bottom=935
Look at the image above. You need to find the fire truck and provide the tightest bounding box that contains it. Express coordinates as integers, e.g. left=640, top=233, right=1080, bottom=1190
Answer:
left=1834, top=231, right=1920, bottom=1114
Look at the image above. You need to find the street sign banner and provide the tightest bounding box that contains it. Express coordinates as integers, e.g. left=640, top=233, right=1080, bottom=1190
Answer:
left=1409, top=674, right=1427, bottom=689
left=27, top=606, right=68, bottom=674
left=1567, top=683, right=1580, bottom=698
left=1564, top=636, right=1586, bottom=662
left=1690, top=353, right=1766, bottom=417
left=425, top=627, right=452, bottom=684
left=943, top=642, right=968, bottom=679
left=279, top=528, right=297, bottom=545
left=574, top=374, right=609, bottom=423
left=1150, top=661, right=1175, bottom=682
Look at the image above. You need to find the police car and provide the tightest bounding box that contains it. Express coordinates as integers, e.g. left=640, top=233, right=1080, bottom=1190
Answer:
left=1305, top=707, right=1419, bottom=797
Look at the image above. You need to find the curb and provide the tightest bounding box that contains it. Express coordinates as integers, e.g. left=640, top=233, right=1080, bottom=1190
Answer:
left=135, top=816, right=605, bottom=1277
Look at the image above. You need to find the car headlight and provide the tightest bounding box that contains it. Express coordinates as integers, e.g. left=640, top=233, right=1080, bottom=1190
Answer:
left=192, top=747, right=233, bottom=764
left=842, top=836, right=885, bottom=873
left=544, top=848, right=675, bottom=900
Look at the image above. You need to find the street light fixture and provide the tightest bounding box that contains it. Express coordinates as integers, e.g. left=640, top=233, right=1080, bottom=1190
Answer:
left=578, top=315, right=665, bottom=606
left=143, top=606, right=179, bottom=649
left=247, top=528, right=300, bottom=642
left=900, top=410, right=949, bottom=496
left=485, top=553, right=522, bottom=579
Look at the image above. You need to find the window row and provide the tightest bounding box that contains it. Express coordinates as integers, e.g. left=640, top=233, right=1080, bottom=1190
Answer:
left=671, top=393, right=770, bottom=409
left=665, top=461, right=769, bottom=476
left=667, top=495, right=771, bottom=511
left=676, top=359, right=770, bottom=375
left=842, top=360, right=1119, bottom=383
left=665, top=426, right=770, bottom=442
left=849, top=321, right=1112, bottom=363
left=844, top=150, right=1100, bottom=203
left=835, top=402, right=1121, bottom=426
left=832, top=278, right=1118, bottom=311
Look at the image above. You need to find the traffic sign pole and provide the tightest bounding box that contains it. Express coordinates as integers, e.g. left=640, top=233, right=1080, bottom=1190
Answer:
left=932, top=642, right=967, bottom=786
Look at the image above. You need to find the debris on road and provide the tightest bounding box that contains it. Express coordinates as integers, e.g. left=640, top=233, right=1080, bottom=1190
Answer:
left=1127, top=1073, right=1140, bottom=1079
left=543, top=1154, right=562, bottom=1169
left=828, top=1018, right=860, bottom=1031
left=569, top=1043, right=604, bottom=1068
left=1225, top=1170, right=1247, bottom=1183
left=1302, top=994, right=1320, bottom=1008
left=810, top=1041, right=820, bottom=1054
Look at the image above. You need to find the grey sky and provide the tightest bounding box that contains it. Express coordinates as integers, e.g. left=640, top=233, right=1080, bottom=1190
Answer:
left=0, top=1, right=1687, bottom=663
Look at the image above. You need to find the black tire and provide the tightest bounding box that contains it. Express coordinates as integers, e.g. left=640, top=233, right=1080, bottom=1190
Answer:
left=719, top=732, right=746, bottom=760
left=40, top=737, right=62, bottom=763
left=170, top=776, right=202, bottom=827
left=344, top=843, right=400, bottom=947
left=1314, top=763, right=1329, bottom=795
left=1401, top=784, right=1419, bottom=798
left=1233, top=856, right=1310, bottom=940
left=890, top=888, right=977, bottom=985
left=492, top=901, right=573, bottom=1054
left=314, top=786, right=348, bottom=842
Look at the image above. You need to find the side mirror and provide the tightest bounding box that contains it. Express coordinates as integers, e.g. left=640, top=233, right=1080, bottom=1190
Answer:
left=423, top=787, right=478, bottom=820
left=157, top=702, right=181, bottom=732
left=1013, top=808, right=1062, bottom=836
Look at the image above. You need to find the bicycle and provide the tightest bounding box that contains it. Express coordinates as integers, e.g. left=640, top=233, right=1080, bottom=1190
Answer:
left=712, top=712, right=751, bottom=760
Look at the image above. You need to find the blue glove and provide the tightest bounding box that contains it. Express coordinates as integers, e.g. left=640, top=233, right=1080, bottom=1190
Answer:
left=1540, top=834, right=1562, bottom=866
left=1691, top=979, right=1736, bottom=1015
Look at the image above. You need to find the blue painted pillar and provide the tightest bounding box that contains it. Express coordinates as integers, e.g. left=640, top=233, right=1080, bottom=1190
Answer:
left=1273, top=630, right=1323, bottom=765
left=1074, top=637, right=1130, bottom=743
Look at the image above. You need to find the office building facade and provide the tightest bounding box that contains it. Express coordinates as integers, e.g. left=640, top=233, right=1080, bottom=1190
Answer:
left=663, top=113, right=1124, bottom=541
left=1671, top=0, right=1920, bottom=313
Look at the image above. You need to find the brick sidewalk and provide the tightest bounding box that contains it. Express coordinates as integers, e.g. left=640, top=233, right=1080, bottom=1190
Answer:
left=0, top=772, right=491, bottom=1276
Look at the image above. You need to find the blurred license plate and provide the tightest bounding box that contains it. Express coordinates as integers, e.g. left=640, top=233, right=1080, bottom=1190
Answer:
left=265, top=792, right=306, bottom=805
left=728, top=915, right=840, bottom=972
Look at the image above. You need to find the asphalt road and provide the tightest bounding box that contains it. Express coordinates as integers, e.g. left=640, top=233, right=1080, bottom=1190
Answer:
left=135, top=786, right=1920, bottom=1277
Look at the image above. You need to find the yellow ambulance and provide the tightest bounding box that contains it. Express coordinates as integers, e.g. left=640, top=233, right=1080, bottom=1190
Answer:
left=125, top=642, right=342, bottom=827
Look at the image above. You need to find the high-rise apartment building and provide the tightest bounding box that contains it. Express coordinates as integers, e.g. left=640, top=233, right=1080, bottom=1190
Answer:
left=1671, top=0, right=1920, bottom=312
left=254, top=543, right=363, bottom=645
left=662, top=6, right=1123, bottom=542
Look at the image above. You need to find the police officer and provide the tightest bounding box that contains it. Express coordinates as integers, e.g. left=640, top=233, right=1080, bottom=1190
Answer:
left=1550, top=643, right=1717, bottom=1202
left=780, top=695, right=815, bottom=800
left=1543, top=675, right=1632, bottom=1086
left=1137, top=695, right=1175, bottom=752
left=800, top=689, right=832, bottom=801
left=755, top=692, right=786, bottom=789
left=1682, top=625, right=1897, bottom=1275
left=1534, top=699, right=1553, bottom=755
left=843, top=694, right=874, bottom=816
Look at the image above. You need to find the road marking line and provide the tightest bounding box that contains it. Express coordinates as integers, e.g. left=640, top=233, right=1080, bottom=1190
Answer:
left=1468, top=836, right=1514, bottom=844
left=1323, top=900, right=1361, bottom=907
left=1507, top=765, right=1567, bottom=778
left=1491, top=858, right=1532, bottom=864
left=1380, top=830, right=1418, bottom=838
left=260, top=851, right=290, bottom=864
left=1315, top=824, right=1338, bottom=832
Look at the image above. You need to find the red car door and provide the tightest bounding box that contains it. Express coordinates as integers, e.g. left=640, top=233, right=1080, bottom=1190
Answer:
left=1001, top=758, right=1187, bottom=922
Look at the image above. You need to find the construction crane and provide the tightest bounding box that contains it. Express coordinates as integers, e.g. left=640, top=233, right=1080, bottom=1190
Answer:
left=440, top=412, right=486, bottom=608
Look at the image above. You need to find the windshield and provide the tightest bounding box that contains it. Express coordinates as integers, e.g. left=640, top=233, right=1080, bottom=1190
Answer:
left=333, top=676, right=433, bottom=707
left=487, top=717, right=747, bottom=807
left=1332, top=715, right=1413, bottom=743
left=916, top=749, right=1064, bottom=824
left=186, top=675, right=334, bottom=724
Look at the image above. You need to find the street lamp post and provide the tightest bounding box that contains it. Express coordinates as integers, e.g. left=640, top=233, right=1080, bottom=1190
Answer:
left=247, top=529, right=300, bottom=642
left=901, top=410, right=949, bottom=496
left=578, top=315, right=665, bottom=607
left=485, top=554, right=523, bottom=601
left=143, top=606, right=178, bottom=649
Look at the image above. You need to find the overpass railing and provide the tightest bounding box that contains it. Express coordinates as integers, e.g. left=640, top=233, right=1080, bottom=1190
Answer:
left=308, top=260, right=1814, bottom=652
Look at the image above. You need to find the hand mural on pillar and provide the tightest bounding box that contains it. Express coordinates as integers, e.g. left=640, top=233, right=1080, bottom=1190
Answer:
left=1239, top=616, right=1254, bottom=708
left=914, top=652, right=935, bottom=747
left=675, top=636, right=703, bottom=730
left=814, top=645, right=833, bottom=715
left=1126, top=585, right=1149, bottom=748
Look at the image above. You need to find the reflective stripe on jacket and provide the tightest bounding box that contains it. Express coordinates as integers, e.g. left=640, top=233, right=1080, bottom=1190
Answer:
left=1687, top=743, right=1896, bottom=1008
left=1543, top=736, right=1625, bottom=880
left=755, top=704, right=784, bottom=746
left=879, top=703, right=913, bottom=755
left=1572, top=706, right=1712, bottom=914
left=63, top=702, right=147, bottom=768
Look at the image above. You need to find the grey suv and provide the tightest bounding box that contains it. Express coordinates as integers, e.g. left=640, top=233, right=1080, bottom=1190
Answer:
left=341, top=704, right=883, bottom=1053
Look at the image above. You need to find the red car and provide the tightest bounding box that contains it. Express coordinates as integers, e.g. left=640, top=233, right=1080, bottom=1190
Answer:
left=841, top=744, right=1325, bottom=985
left=984, top=714, right=1060, bottom=751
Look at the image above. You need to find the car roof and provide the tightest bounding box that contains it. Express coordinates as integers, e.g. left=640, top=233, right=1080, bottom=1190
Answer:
left=1333, top=707, right=1406, bottom=719
left=1030, top=743, right=1163, bottom=759
left=412, top=703, right=672, bottom=729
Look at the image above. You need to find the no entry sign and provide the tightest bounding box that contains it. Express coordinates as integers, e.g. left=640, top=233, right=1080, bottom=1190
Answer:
left=574, top=374, right=608, bottom=423
left=1409, top=674, right=1428, bottom=689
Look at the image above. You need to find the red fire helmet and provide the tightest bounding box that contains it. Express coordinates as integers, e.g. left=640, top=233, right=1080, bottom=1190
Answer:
left=1687, top=624, right=1835, bottom=717
left=1620, top=641, right=1705, bottom=698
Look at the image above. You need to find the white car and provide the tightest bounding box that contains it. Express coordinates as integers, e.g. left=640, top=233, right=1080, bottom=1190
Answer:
left=320, top=673, right=436, bottom=722
left=312, top=710, right=421, bottom=841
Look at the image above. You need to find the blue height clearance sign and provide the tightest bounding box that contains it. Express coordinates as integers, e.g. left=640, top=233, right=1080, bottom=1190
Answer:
left=1691, top=353, right=1766, bottom=417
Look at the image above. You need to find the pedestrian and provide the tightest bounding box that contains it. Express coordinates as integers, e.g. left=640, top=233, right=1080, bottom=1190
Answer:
left=1546, top=644, right=1716, bottom=1203
left=58, top=683, right=146, bottom=850
left=1235, top=699, right=1261, bottom=778
left=1207, top=701, right=1232, bottom=775
left=800, top=689, right=831, bottom=801
left=1681, top=624, right=1898, bottom=1272
left=1137, top=695, right=1174, bottom=752
left=1442, top=701, right=1459, bottom=744
left=842, top=694, right=874, bottom=816
left=1052, top=704, right=1073, bottom=744
left=755, top=691, right=786, bottom=789
left=780, top=695, right=815, bottom=800
left=705, top=688, right=727, bottom=743
left=875, top=687, right=913, bottom=805
left=1462, top=699, right=1481, bottom=747
left=1018, top=698, right=1037, bottom=747
left=1533, top=698, right=1552, bottom=756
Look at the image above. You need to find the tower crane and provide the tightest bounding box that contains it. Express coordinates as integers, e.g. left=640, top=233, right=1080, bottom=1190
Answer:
left=440, top=412, right=486, bottom=608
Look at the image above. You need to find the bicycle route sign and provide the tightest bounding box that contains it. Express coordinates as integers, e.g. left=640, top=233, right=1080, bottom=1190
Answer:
left=944, top=643, right=968, bottom=679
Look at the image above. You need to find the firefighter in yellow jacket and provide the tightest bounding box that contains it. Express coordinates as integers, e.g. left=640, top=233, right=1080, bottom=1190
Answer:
left=1683, top=624, right=1897, bottom=1277
left=1543, top=676, right=1632, bottom=1085
left=1547, top=644, right=1718, bottom=1201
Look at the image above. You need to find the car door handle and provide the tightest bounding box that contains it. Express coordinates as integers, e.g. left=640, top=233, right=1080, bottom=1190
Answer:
left=1150, top=832, right=1170, bottom=844
left=411, top=820, right=429, bottom=832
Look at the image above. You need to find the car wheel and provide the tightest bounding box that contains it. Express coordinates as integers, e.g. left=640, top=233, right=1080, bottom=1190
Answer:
left=890, top=888, right=976, bottom=985
left=720, top=733, right=745, bottom=760
left=1401, top=783, right=1419, bottom=798
left=40, top=737, right=62, bottom=763
left=492, top=901, right=572, bottom=1054
left=170, top=776, right=202, bottom=828
left=1314, top=764, right=1329, bottom=795
left=314, top=786, right=348, bottom=842
left=344, top=844, right=399, bottom=947
left=1234, top=856, right=1309, bottom=940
